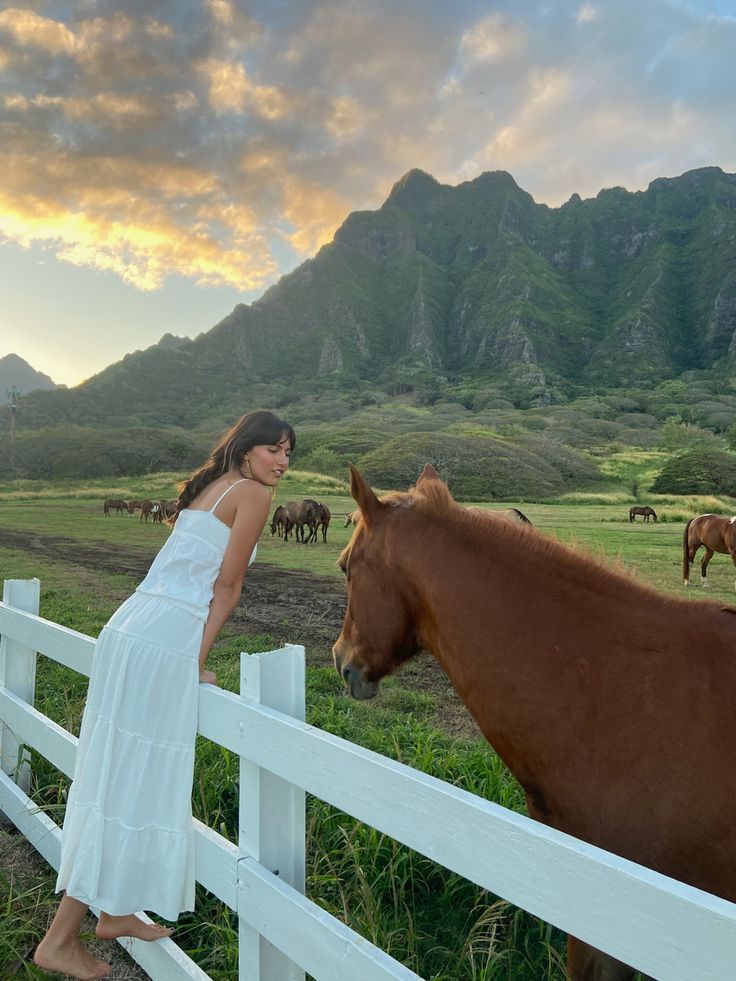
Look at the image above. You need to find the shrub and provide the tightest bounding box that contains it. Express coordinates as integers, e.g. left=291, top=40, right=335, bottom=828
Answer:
left=358, top=432, right=599, bottom=500
left=651, top=449, right=736, bottom=495
left=0, top=425, right=210, bottom=479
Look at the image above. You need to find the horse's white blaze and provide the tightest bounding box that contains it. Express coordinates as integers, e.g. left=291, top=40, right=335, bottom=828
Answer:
left=729, top=516, right=736, bottom=524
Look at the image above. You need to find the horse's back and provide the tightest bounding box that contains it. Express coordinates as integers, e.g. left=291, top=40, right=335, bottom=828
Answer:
left=689, top=512, right=733, bottom=552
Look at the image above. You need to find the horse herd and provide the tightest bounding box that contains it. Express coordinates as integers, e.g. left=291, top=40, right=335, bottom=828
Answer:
left=270, top=499, right=331, bottom=543
left=102, top=498, right=177, bottom=523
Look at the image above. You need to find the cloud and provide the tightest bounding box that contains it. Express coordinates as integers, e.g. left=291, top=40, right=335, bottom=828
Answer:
left=197, top=58, right=291, bottom=117
left=0, top=182, right=278, bottom=291
left=0, top=8, right=78, bottom=55
left=461, top=14, right=525, bottom=62
left=576, top=4, right=598, bottom=25
left=0, top=0, right=734, bottom=302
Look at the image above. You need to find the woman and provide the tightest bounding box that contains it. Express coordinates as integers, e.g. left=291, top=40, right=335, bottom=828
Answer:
left=34, top=410, right=295, bottom=980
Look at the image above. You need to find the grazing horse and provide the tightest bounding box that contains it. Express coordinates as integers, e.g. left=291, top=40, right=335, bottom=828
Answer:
left=280, top=502, right=300, bottom=541
left=270, top=505, right=287, bottom=537
left=316, top=503, right=331, bottom=542
left=333, top=463, right=736, bottom=981
left=344, top=510, right=361, bottom=528
left=683, top=513, right=736, bottom=589
left=161, top=499, right=177, bottom=520
left=103, top=499, right=127, bottom=515
left=127, top=499, right=142, bottom=515
left=295, top=499, right=320, bottom=543
left=629, top=506, right=657, bottom=523
left=139, top=500, right=161, bottom=523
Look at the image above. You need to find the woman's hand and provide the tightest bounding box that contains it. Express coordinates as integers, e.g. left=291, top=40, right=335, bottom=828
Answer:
left=199, top=668, right=218, bottom=686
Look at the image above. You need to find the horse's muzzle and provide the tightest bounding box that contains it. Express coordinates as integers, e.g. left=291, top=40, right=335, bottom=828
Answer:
left=343, top=664, right=379, bottom=700
left=333, top=645, right=379, bottom=700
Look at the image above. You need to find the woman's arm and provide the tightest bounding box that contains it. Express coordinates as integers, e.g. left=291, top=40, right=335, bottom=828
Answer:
left=198, top=481, right=272, bottom=676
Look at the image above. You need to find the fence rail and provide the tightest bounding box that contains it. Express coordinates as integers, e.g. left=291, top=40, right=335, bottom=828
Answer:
left=2, top=578, right=736, bottom=980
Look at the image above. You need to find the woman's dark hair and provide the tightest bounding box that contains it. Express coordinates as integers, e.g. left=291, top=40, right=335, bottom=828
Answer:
left=172, top=410, right=295, bottom=521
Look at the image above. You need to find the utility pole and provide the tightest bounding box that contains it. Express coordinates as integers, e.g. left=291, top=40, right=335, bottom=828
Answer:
left=7, top=385, right=20, bottom=467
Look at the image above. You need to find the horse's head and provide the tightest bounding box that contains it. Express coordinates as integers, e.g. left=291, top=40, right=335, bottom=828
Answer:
left=333, top=465, right=429, bottom=700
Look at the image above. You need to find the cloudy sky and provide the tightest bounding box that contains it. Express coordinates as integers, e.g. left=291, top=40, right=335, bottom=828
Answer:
left=1, top=0, right=735, bottom=387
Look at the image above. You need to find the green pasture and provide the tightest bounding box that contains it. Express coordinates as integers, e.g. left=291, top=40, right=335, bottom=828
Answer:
left=3, top=472, right=736, bottom=979
left=2, top=468, right=736, bottom=594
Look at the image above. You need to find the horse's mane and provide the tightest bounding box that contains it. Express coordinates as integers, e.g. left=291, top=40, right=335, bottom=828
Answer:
left=380, top=480, right=693, bottom=610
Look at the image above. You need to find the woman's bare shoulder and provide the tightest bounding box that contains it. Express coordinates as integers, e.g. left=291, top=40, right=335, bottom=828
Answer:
left=232, top=479, right=273, bottom=509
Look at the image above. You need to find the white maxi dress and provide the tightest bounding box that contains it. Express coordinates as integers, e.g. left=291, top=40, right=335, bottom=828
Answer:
left=56, top=480, right=255, bottom=920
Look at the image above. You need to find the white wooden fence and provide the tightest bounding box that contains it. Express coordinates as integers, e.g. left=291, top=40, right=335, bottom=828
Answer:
left=2, top=578, right=736, bottom=981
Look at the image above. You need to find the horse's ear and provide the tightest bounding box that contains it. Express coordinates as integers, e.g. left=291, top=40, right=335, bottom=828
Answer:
left=416, top=462, right=440, bottom=489
left=348, top=464, right=381, bottom=526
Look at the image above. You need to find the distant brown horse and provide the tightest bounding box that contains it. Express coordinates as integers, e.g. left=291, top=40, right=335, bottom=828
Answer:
left=683, top=513, right=736, bottom=589
left=280, top=502, right=301, bottom=541
left=344, top=510, right=361, bottom=528
left=127, top=499, right=142, bottom=515
left=333, top=463, right=736, bottom=981
left=139, top=500, right=162, bottom=523
left=295, top=499, right=320, bottom=543
left=270, top=505, right=287, bottom=537
left=629, top=506, right=657, bottom=523
left=103, top=499, right=127, bottom=515
left=317, top=504, right=331, bottom=542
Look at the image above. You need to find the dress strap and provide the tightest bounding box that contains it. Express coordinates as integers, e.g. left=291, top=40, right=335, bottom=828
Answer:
left=209, top=478, right=248, bottom=513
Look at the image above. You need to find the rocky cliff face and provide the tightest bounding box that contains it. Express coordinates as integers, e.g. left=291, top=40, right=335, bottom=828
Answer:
left=224, top=164, right=736, bottom=392
left=10, top=166, right=736, bottom=428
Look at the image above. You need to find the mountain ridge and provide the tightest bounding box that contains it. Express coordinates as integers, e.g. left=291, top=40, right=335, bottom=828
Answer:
left=0, top=354, right=57, bottom=397
left=5, top=165, right=736, bottom=432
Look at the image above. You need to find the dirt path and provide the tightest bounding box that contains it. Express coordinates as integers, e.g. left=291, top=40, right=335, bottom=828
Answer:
left=0, top=527, right=480, bottom=740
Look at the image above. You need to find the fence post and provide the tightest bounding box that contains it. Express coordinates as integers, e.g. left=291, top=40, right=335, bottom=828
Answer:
left=238, top=644, right=306, bottom=981
left=0, top=578, right=41, bottom=821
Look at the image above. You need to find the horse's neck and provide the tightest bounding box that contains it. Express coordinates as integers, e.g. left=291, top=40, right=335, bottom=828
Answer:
left=396, top=514, right=630, bottom=790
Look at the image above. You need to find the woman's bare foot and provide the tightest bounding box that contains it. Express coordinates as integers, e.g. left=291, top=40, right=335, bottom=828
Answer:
left=33, top=938, right=112, bottom=979
left=96, top=912, right=174, bottom=941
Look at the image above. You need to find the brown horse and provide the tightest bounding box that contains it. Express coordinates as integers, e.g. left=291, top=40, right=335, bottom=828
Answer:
left=683, top=513, right=736, bottom=589
left=344, top=510, right=361, bottom=528
left=306, top=503, right=331, bottom=543
left=295, top=499, right=320, bottom=543
left=333, top=464, right=736, bottom=981
left=139, top=500, right=162, bottom=523
left=127, top=499, right=142, bottom=515
left=629, top=506, right=657, bottom=523
left=271, top=505, right=287, bottom=537
left=103, top=499, right=127, bottom=515
left=280, top=502, right=301, bottom=541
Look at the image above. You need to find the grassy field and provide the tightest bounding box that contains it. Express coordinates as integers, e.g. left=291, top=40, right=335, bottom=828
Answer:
left=2, top=471, right=736, bottom=980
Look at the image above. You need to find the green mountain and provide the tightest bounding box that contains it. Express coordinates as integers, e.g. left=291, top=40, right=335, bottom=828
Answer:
left=6, top=166, right=736, bottom=434
left=0, top=354, right=57, bottom=396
